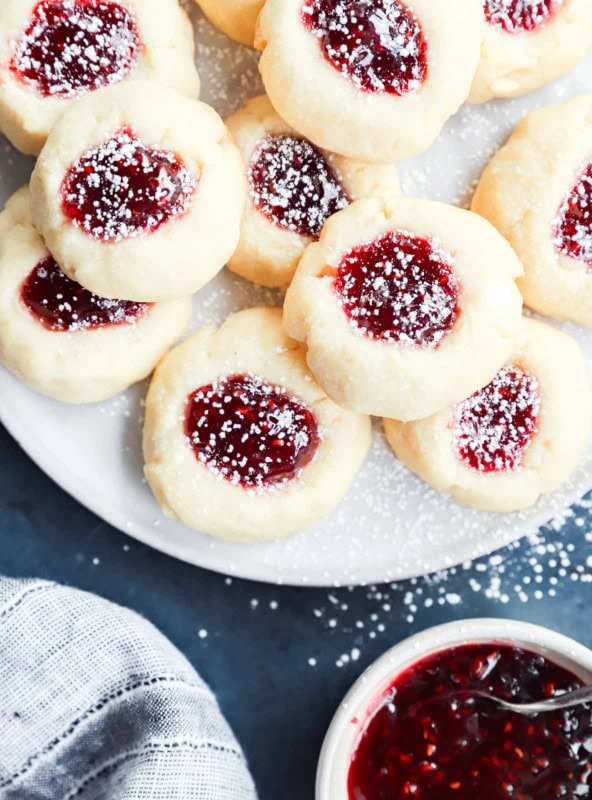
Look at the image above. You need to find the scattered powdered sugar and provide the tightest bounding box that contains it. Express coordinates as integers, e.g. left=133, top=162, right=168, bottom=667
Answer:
left=453, top=366, right=541, bottom=474
left=229, top=497, right=592, bottom=670
left=553, top=160, right=592, bottom=269
left=1, top=7, right=591, bottom=589
left=301, top=0, right=428, bottom=96
left=483, top=0, right=563, bottom=34
left=61, top=128, right=197, bottom=242
left=10, top=0, right=139, bottom=99
left=248, top=135, right=349, bottom=238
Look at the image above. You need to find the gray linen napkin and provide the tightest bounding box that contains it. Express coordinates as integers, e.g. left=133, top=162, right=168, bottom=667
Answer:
left=0, top=578, right=257, bottom=799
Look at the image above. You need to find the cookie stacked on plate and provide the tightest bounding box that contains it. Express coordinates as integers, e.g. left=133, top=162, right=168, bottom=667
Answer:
left=0, top=0, right=217, bottom=404
left=0, top=0, right=591, bottom=544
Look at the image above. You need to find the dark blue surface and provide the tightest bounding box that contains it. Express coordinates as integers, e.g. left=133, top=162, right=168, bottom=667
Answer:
left=1, top=422, right=591, bottom=800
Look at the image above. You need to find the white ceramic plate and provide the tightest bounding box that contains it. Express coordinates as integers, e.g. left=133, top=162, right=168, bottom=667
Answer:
left=1, top=9, right=591, bottom=587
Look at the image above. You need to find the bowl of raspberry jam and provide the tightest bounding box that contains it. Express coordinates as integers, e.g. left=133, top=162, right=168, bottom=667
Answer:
left=316, top=619, right=592, bottom=800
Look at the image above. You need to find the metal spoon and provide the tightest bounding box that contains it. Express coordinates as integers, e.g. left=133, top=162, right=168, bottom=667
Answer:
left=458, top=686, right=592, bottom=716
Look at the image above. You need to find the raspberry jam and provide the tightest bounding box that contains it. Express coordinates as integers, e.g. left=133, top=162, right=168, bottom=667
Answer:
left=453, top=365, right=541, bottom=474
left=21, top=255, right=148, bottom=331
left=10, top=0, right=139, bottom=99
left=61, top=128, right=197, bottom=242
left=483, top=0, right=562, bottom=33
left=248, top=135, right=349, bottom=238
left=554, top=161, right=592, bottom=269
left=348, top=643, right=592, bottom=800
left=333, top=230, right=461, bottom=348
left=301, top=0, right=428, bottom=96
left=184, top=374, right=321, bottom=490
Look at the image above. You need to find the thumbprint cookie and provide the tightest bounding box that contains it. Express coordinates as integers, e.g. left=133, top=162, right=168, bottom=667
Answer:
left=385, top=317, right=592, bottom=512
left=0, top=0, right=200, bottom=155
left=0, top=186, right=191, bottom=403
left=473, top=95, right=592, bottom=326
left=256, top=0, right=484, bottom=163
left=30, top=81, right=245, bottom=302
left=195, top=0, right=264, bottom=46
left=225, top=95, right=399, bottom=289
left=284, top=196, right=524, bottom=421
left=143, top=307, right=371, bottom=542
left=469, top=0, right=592, bottom=103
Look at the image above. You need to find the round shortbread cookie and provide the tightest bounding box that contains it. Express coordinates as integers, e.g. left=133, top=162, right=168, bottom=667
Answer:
left=0, top=0, right=200, bottom=156
left=385, top=317, right=592, bottom=512
left=284, top=196, right=524, bottom=421
left=143, top=306, right=372, bottom=543
left=472, top=95, right=592, bottom=326
left=225, top=95, right=400, bottom=289
left=195, top=0, right=264, bottom=46
left=469, top=0, right=592, bottom=103
left=0, top=185, right=191, bottom=404
left=30, top=80, right=245, bottom=303
left=256, top=0, right=484, bottom=163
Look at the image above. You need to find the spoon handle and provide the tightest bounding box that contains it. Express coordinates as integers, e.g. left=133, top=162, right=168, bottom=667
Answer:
left=519, top=685, right=592, bottom=713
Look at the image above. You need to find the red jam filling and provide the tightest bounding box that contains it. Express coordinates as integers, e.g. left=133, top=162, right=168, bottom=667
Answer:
left=333, top=230, right=460, bottom=348
left=60, top=127, right=197, bottom=242
left=554, top=161, right=592, bottom=269
left=10, top=0, right=139, bottom=99
left=453, top=365, right=541, bottom=474
left=184, top=374, right=321, bottom=490
left=21, top=255, right=148, bottom=331
left=301, top=0, right=428, bottom=96
left=483, top=0, right=562, bottom=33
left=248, top=135, right=349, bottom=238
left=348, top=643, right=592, bottom=800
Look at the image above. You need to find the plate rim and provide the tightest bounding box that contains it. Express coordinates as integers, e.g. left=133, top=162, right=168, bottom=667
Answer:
left=0, top=381, right=584, bottom=588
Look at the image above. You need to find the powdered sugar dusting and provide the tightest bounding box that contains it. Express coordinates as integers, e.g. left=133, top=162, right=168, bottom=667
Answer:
left=0, top=6, right=591, bottom=587
left=553, top=160, right=592, bottom=269
left=10, top=0, right=139, bottom=99
left=184, top=374, right=321, bottom=491
left=334, top=230, right=460, bottom=347
left=483, top=0, right=563, bottom=33
left=301, top=0, right=428, bottom=95
left=454, top=366, right=541, bottom=474
left=61, top=128, right=197, bottom=242
left=248, top=135, right=349, bottom=238
left=21, top=255, right=148, bottom=332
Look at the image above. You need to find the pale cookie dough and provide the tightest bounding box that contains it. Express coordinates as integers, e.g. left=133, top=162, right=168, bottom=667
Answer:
left=256, top=0, right=484, bottom=164
left=225, top=95, right=400, bottom=289
left=0, top=0, right=200, bottom=156
left=143, top=306, right=371, bottom=543
left=195, top=0, right=264, bottom=46
left=385, top=317, right=592, bottom=512
left=30, top=81, right=245, bottom=303
left=0, top=185, right=191, bottom=404
left=284, top=196, right=524, bottom=421
left=469, top=0, right=592, bottom=103
left=472, top=95, right=592, bottom=327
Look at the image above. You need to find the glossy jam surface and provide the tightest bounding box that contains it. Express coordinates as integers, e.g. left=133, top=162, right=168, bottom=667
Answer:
left=301, top=0, right=428, bottom=96
left=10, top=0, right=139, bottom=99
left=333, top=230, right=460, bottom=348
left=554, top=161, right=592, bottom=270
left=61, top=128, right=197, bottom=242
left=184, top=374, right=321, bottom=490
left=348, top=643, right=592, bottom=800
left=483, top=0, right=562, bottom=33
left=21, top=255, right=148, bottom=331
left=248, top=135, right=349, bottom=238
left=453, top=365, right=541, bottom=474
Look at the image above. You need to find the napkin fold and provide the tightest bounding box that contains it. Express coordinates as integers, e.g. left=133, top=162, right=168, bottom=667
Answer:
left=0, top=577, right=257, bottom=799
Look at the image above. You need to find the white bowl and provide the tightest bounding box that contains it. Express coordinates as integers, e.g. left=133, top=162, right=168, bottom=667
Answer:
left=316, top=618, right=592, bottom=800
